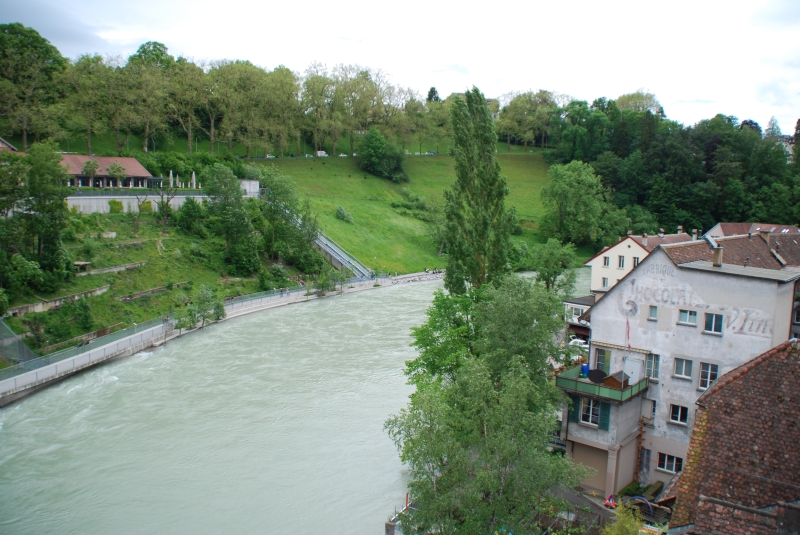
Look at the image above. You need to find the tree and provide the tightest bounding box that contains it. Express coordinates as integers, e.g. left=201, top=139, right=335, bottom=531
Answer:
left=192, top=284, right=224, bottom=327
left=528, top=238, right=577, bottom=295
left=168, top=57, right=206, bottom=154
left=601, top=503, right=644, bottom=535
left=0, top=23, right=67, bottom=150
left=0, top=151, right=28, bottom=218
left=615, top=90, right=662, bottom=114
left=764, top=116, right=782, bottom=137
left=63, top=55, right=110, bottom=155
left=82, top=159, right=99, bottom=185
left=132, top=194, right=150, bottom=235
left=443, top=87, right=516, bottom=294
left=426, top=86, right=440, bottom=102
left=541, top=160, right=627, bottom=246
left=252, top=165, right=299, bottom=259
left=360, top=127, right=407, bottom=182
left=0, top=288, right=8, bottom=317
left=127, top=42, right=172, bottom=153
left=74, top=296, right=93, bottom=331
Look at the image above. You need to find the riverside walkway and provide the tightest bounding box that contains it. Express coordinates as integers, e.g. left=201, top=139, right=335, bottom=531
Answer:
left=0, top=271, right=444, bottom=407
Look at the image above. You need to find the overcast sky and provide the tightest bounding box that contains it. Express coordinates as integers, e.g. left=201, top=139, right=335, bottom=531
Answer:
left=3, top=0, right=799, bottom=132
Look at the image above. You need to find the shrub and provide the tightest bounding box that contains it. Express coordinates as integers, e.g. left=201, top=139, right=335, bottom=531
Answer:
left=108, top=200, right=124, bottom=214
left=74, top=296, right=93, bottom=331
left=139, top=200, right=153, bottom=213
left=335, top=206, right=354, bottom=223
left=360, top=127, right=408, bottom=182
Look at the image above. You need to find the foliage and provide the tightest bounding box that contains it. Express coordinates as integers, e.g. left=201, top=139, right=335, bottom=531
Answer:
left=443, top=87, right=516, bottom=294
left=0, top=288, right=8, bottom=317
left=82, top=159, right=100, bottom=180
left=176, top=196, right=205, bottom=235
left=360, top=127, right=408, bottom=182
left=108, top=199, right=123, bottom=213
left=335, top=205, right=354, bottom=223
left=192, top=284, right=224, bottom=327
left=601, top=503, right=644, bottom=535
left=541, top=161, right=628, bottom=246
left=74, top=296, right=93, bottom=331
left=527, top=238, right=578, bottom=295
left=617, top=481, right=647, bottom=497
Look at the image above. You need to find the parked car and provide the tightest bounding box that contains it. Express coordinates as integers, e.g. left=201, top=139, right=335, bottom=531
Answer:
left=339, top=153, right=348, bottom=157
left=305, top=154, right=313, bottom=158
left=266, top=154, right=275, bottom=159
left=315, top=150, right=329, bottom=157
left=424, top=151, right=437, bottom=155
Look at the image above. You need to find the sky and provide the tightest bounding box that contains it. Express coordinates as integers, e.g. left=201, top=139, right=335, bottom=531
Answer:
left=3, top=0, right=799, bottom=132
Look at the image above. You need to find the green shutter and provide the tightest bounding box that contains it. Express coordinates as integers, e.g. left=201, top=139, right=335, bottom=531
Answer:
left=599, top=402, right=611, bottom=431
left=603, top=351, right=611, bottom=374
left=568, top=394, right=580, bottom=423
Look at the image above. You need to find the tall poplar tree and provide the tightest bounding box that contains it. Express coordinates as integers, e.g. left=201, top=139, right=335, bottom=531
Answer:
left=443, top=87, right=515, bottom=294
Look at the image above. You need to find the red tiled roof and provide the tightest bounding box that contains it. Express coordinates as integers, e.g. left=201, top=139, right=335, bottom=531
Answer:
left=60, top=155, right=152, bottom=178
left=670, top=340, right=800, bottom=532
left=714, top=222, right=800, bottom=237
left=629, top=232, right=693, bottom=252
left=661, top=235, right=785, bottom=270
left=771, top=235, right=800, bottom=267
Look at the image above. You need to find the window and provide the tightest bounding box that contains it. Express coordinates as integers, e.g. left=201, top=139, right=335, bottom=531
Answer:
left=633, top=257, right=640, bottom=267
left=595, top=348, right=609, bottom=372
left=618, top=256, right=625, bottom=269
left=699, top=363, right=719, bottom=389
left=670, top=404, right=689, bottom=424
left=581, top=398, right=599, bottom=426
left=603, top=256, right=610, bottom=267
left=645, top=354, right=660, bottom=380
left=651, top=399, right=657, bottom=417
left=679, top=310, right=697, bottom=325
left=704, top=313, right=723, bottom=334
left=794, top=307, right=800, bottom=324
left=674, top=358, right=693, bottom=378
left=602, top=277, right=609, bottom=288
left=649, top=305, right=658, bottom=320
left=658, top=453, right=684, bottom=473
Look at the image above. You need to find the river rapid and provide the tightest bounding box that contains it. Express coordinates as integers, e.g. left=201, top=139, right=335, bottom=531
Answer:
left=0, top=269, right=589, bottom=534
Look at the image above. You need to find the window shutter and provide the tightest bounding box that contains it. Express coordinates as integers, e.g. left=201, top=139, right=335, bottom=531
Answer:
left=568, top=394, right=580, bottom=423
left=599, top=402, right=611, bottom=431
left=603, top=353, right=611, bottom=374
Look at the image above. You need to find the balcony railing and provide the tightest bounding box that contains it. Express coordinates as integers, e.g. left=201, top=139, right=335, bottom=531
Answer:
left=556, top=366, right=649, bottom=402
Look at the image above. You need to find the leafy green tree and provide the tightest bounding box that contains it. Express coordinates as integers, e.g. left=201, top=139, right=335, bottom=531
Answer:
left=201, top=163, right=258, bottom=274
left=82, top=158, right=99, bottom=184
left=0, top=23, right=67, bottom=150
left=443, top=87, right=516, bottom=294
left=0, top=151, right=28, bottom=218
left=764, top=116, right=782, bottom=137
left=127, top=42, right=172, bottom=153
left=63, top=55, right=110, bottom=155
left=615, top=90, right=662, bottom=114
left=106, top=161, right=126, bottom=185
left=426, top=87, right=440, bottom=102
left=601, top=503, right=644, bottom=535
left=528, top=238, right=577, bottom=295
left=359, top=127, right=407, bottom=182
left=541, top=160, right=627, bottom=246
left=193, top=284, right=224, bottom=327
left=74, top=296, right=93, bottom=331
left=0, top=288, right=8, bottom=316
left=168, top=57, right=206, bottom=154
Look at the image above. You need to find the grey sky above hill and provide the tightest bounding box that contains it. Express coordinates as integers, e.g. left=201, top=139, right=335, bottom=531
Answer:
left=3, top=0, right=799, bottom=132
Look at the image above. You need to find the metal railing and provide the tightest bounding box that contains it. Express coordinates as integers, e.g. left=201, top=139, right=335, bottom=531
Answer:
left=68, top=189, right=203, bottom=198
left=315, top=233, right=373, bottom=278
left=0, top=317, right=168, bottom=382
left=556, top=365, right=649, bottom=402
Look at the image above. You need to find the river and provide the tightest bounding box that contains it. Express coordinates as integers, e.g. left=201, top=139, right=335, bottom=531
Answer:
left=0, top=269, right=589, bottom=534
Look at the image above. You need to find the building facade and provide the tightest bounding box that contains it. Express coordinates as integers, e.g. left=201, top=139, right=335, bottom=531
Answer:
left=558, top=233, right=800, bottom=497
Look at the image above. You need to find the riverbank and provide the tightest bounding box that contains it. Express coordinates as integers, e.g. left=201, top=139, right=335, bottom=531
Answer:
left=0, top=272, right=444, bottom=407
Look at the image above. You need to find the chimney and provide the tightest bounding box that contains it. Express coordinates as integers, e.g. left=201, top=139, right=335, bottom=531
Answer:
left=658, top=228, right=665, bottom=238
left=759, top=229, right=770, bottom=246
left=677, top=225, right=683, bottom=234
left=692, top=229, right=698, bottom=241
left=712, top=246, right=723, bottom=267
left=642, top=232, right=648, bottom=248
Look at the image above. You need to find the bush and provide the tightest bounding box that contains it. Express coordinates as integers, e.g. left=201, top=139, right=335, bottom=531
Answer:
left=335, top=206, right=354, bottom=223
left=618, top=481, right=647, bottom=497
left=108, top=200, right=124, bottom=213
left=360, top=127, right=408, bottom=182
left=74, top=296, right=93, bottom=331
left=139, top=200, right=153, bottom=213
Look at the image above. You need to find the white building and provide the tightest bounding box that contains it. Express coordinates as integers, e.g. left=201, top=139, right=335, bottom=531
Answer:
left=584, top=230, right=693, bottom=295
left=558, top=231, right=800, bottom=497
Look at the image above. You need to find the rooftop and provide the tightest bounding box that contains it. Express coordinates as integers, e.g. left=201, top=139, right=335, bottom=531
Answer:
left=677, top=261, right=800, bottom=282
left=670, top=340, right=800, bottom=533
left=564, top=295, right=595, bottom=307
left=60, top=155, right=152, bottom=178
left=709, top=222, right=800, bottom=237
left=662, top=234, right=787, bottom=270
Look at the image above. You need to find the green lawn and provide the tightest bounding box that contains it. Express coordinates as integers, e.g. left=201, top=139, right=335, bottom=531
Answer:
left=262, top=152, right=552, bottom=273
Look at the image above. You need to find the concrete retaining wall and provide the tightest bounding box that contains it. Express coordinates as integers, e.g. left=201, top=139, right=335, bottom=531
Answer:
left=67, top=195, right=205, bottom=214
left=0, top=323, right=171, bottom=407
left=5, top=285, right=111, bottom=317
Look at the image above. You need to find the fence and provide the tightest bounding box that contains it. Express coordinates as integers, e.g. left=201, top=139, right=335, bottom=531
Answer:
left=0, top=319, right=38, bottom=365
left=0, top=317, right=168, bottom=383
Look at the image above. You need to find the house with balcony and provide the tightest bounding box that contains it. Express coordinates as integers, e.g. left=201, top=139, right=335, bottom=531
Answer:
left=557, top=230, right=800, bottom=498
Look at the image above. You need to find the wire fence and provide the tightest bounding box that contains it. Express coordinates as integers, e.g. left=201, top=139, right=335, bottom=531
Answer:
left=0, top=319, right=38, bottom=365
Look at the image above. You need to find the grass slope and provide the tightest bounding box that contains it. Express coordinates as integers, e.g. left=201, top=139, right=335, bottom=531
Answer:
left=263, top=152, right=551, bottom=274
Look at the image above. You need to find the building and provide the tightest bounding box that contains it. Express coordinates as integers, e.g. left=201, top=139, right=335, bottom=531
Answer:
left=557, top=232, right=800, bottom=498
left=584, top=230, right=693, bottom=295
left=564, top=294, right=595, bottom=339
left=60, top=155, right=159, bottom=188
left=668, top=340, right=800, bottom=534
left=705, top=222, right=800, bottom=239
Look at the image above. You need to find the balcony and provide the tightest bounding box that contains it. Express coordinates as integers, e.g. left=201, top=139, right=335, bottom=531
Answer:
left=556, top=366, right=649, bottom=403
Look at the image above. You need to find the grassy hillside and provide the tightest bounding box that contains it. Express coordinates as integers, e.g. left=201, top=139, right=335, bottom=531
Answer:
left=263, top=152, right=551, bottom=274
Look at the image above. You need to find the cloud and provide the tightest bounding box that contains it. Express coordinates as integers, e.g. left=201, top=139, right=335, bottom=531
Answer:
left=1, top=0, right=114, bottom=58
left=754, top=0, right=800, bottom=27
